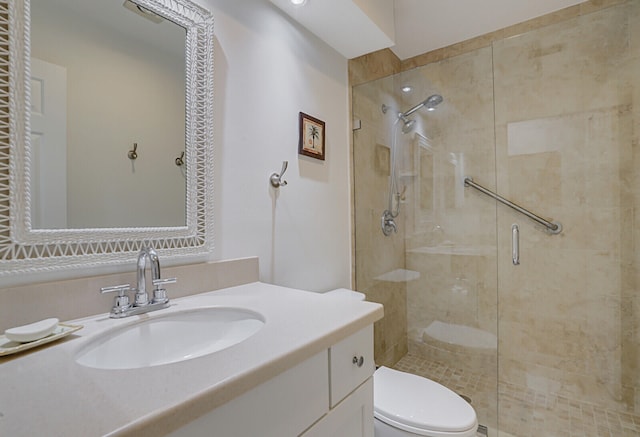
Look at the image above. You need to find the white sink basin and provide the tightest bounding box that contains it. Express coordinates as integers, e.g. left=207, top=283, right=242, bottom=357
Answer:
left=75, top=307, right=265, bottom=370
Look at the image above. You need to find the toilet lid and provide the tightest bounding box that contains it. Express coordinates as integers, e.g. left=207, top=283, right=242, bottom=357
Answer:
left=374, top=366, right=478, bottom=435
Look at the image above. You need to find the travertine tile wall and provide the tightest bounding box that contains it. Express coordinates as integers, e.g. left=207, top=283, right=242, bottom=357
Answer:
left=349, top=0, right=628, bottom=88
left=350, top=0, right=640, bottom=429
left=352, top=75, right=408, bottom=367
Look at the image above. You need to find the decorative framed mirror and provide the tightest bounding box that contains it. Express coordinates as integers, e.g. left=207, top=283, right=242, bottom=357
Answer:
left=0, top=0, right=213, bottom=276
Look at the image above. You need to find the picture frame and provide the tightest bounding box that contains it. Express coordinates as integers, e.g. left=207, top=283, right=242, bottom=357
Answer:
left=298, top=112, right=325, bottom=161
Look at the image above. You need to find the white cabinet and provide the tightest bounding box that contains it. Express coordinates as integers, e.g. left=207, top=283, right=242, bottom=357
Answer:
left=329, top=325, right=374, bottom=407
left=302, top=379, right=373, bottom=437
left=303, top=325, right=374, bottom=437
left=169, top=350, right=329, bottom=437
left=169, top=325, right=374, bottom=437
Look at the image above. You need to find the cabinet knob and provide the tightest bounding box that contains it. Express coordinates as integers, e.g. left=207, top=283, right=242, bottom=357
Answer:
left=352, top=355, right=364, bottom=367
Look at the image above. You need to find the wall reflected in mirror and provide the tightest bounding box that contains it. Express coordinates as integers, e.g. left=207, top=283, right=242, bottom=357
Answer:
left=30, top=0, right=186, bottom=229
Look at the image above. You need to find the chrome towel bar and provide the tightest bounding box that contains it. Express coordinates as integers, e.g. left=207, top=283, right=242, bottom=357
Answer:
left=464, top=177, right=562, bottom=234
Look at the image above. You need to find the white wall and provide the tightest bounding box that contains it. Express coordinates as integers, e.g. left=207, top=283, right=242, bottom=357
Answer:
left=199, top=0, right=352, bottom=291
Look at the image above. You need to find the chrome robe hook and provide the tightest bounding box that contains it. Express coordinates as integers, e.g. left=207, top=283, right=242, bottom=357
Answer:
left=175, top=151, right=185, bottom=166
left=128, top=143, right=138, bottom=160
left=270, top=161, right=288, bottom=188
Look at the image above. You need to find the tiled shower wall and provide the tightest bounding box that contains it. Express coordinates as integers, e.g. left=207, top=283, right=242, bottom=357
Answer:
left=352, top=0, right=640, bottom=432
left=352, top=75, right=408, bottom=367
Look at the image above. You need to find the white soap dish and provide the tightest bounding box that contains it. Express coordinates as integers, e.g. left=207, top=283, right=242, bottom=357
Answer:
left=5, top=318, right=59, bottom=343
left=0, top=323, right=83, bottom=356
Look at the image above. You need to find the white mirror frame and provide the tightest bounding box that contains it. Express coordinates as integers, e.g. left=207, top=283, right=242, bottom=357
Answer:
left=0, top=0, right=214, bottom=276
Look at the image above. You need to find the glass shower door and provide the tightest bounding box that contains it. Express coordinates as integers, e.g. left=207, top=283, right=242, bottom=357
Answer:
left=352, top=46, right=500, bottom=433
left=492, top=3, right=640, bottom=435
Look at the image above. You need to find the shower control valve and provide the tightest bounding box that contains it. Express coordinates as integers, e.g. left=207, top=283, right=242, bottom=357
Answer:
left=381, top=210, right=398, bottom=236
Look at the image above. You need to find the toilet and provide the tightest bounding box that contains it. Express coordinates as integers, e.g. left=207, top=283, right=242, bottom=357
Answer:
left=373, top=366, right=478, bottom=437
left=325, top=289, right=479, bottom=437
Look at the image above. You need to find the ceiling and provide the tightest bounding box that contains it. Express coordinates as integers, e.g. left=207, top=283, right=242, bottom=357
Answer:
left=392, top=0, right=588, bottom=60
left=270, top=0, right=588, bottom=60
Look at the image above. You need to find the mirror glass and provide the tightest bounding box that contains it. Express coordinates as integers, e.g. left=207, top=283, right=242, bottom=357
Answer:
left=0, top=0, right=213, bottom=277
left=30, top=0, right=186, bottom=229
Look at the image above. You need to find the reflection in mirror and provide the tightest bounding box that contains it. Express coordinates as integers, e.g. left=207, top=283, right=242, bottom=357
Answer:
left=0, top=0, right=213, bottom=277
left=30, top=0, right=186, bottom=229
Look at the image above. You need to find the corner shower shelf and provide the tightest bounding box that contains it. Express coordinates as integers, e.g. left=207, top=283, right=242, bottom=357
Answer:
left=374, top=269, right=420, bottom=283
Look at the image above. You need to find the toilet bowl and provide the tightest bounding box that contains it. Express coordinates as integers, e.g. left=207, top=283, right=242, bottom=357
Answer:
left=325, top=289, right=478, bottom=437
left=374, top=366, right=478, bottom=437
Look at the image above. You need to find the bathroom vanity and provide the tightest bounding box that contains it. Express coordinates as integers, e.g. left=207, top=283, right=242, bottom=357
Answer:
left=0, top=282, right=383, bottom=436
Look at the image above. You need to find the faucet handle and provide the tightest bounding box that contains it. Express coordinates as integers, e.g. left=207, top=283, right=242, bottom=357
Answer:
left=100, top=284, right=132, bottom=314
left=152, top=277, right=177, bottom=287
left=151, top=277, right=176, bottom=304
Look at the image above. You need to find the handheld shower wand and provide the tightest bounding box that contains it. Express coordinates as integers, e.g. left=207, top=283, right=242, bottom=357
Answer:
left=381, top=94, right=444, bottom=236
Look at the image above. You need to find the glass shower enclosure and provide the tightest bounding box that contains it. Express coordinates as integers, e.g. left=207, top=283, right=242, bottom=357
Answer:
left=352, top=2, right=640, bottom=435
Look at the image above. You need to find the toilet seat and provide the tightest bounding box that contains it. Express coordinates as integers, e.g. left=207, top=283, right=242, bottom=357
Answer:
left=374, top=366, right=478, bottom=437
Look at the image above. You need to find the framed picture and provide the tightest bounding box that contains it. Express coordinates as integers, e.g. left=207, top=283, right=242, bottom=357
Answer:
left=298, top=112, right=325, bottom=161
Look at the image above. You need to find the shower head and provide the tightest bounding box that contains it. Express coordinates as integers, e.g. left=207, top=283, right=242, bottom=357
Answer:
left=401, top=118, right=416, bottom=134
left=424, top=94, right=443, bottom=110
left=402, top=94, right=443, bottom=117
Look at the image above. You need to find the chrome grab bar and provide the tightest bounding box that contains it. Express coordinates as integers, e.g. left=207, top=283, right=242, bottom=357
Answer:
left=464, top=177, right=562, bottom=234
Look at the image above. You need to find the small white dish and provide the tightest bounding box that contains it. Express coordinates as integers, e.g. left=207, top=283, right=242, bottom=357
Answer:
left=0, top=323, right=83, bottom=356
left=5, top=318, right=59, bottom=343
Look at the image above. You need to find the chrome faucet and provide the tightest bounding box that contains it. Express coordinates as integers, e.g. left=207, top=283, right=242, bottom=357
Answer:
left=135, top=246, right=161, bottom=306
left=100, top=247, right=176, bottom=318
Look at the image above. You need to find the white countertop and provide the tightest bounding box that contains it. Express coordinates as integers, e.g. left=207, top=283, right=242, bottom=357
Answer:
left=0, top=282, right=383, bottom=436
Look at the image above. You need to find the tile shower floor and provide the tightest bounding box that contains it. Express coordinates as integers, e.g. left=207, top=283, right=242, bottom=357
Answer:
left=393, top=354, right=640, bottom=437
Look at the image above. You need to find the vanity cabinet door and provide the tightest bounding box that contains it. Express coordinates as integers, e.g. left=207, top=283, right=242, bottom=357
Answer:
left=301, top=378, right=374, bottom=437
left=168, top=350, right=329, bottom=437
left=329, top=325, right=374, bottom=407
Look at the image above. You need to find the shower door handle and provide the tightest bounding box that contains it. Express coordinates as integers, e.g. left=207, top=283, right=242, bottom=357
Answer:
left=512, top=224, right=520, bottom=266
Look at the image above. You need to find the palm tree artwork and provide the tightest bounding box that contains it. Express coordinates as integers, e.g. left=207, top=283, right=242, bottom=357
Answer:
left=299, top=112, right=325, bottom=161
left=308, top=125, right=320, bottom=150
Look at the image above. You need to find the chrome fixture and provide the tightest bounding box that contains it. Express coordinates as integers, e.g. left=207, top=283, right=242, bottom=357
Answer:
left=464, top=177, right=562, bottom=234
left=381, top=94, right=444, bottom=235
left=128, top=142, right=138, bottom=160
left=512, top=224, right=520, bottom=265
left=382, top=94, right=443, bottom=135
left=400, top=119, right=416, bottom=134
left=403, top=94, right=443, bottom=117
left=270, top=161, right=289, bottom=188
left=100, top=247, right=176, bottom=318
left=397, top=94, right=443, bottom=134
left=381, top=210, right=397, bottom=236
left=175, top=151, right=185, bottom=167
left=135, top=246, right=160, bottom=305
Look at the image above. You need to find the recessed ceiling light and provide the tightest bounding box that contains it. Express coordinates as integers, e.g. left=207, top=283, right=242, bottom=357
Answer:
left=401, top=85, right=413, bottom=93
left=290, top=0, right=307, bottom=6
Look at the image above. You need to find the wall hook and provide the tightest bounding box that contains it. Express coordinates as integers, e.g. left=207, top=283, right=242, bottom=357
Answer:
left=270, top=161, right=288, bottom=188
left=128, top=143, right=138, bottom=160
left=175, top=151, right=185, bottom=166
